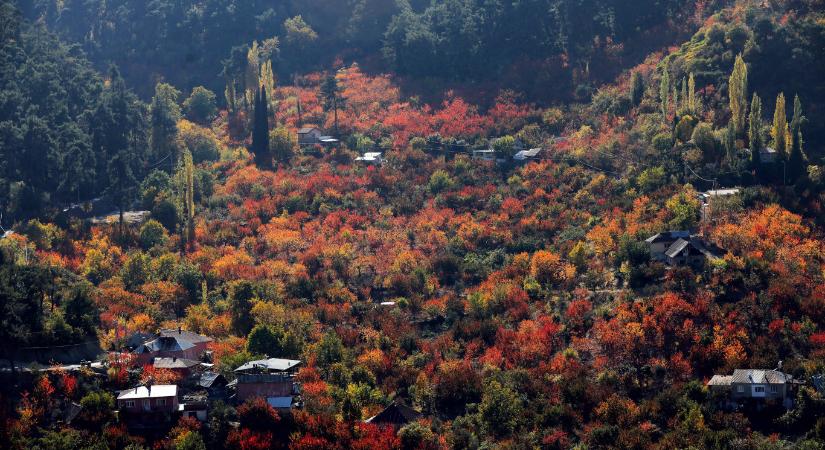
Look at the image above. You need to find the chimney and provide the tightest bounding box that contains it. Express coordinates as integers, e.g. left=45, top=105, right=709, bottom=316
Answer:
left=178, top=326, right=182, bottom=335
left=777, top=360, right=783, bottom=371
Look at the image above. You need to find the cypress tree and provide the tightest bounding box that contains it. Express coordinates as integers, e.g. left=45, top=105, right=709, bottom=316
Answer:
left=630, top=72, right=644, bottom=106
left=251, top=88, right=271, bottom=169
left=688, top=73, right=697, bottom=114
left=729, top=54, right=748, bottom=136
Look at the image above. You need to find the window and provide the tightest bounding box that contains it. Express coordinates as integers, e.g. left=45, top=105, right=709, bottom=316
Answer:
left=736, top=385, right=744, bottom=393
left=157, top=398, right=166, bottom=406
left=124, top=400, right=135, bottom=408
left=754, top=386, right=765, bottom=393
left=770, top=385, right=778, bottom=393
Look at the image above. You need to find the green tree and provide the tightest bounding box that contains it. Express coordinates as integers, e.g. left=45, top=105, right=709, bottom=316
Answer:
left=150, top=83, right=182, bottom=172
left=176, top=149, right=195, bottom=252
left=729, top=54, right=748, bottom=136
left=175, top=431, right=206, bottom=450
left=319, top=73, right=344, bottom=135
left=269, top=126, right=295, bottom=164
left=788, top=94, right=806, bottom=181
left=139, top=219, right=168, bottom=250
left=771, top=92, right=788, bottom=155
left=630, top=71, right=644, bottom=106
left=78, top=391, right=115, bottom=428
left=246, top=324, right=281, bottom=356
left=183, top=86, right=217, bottom=124
left=749, top=93, right=763, bottom=167
left=479, top=379, right=522, bottom=438
left=229, top=280, right=257, bottom=335
left=493, top=135, right=517, bottom=159
left=659, top=64, right=670, bottom=121
left=316, top=331, right=344, bottom=372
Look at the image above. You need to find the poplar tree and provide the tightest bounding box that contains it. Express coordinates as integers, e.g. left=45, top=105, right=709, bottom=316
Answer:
left=659, top=65, right=670, bottom=121
left=771, top=93, right=787, bottom=155
left=688, top=73, right=697, bottom=114
left=788, top=94, right=806, bottom=181
left=244, top=41, right=260, bottom=109
left=748, top=93, right=762, bottom=167
left=177, top=149, right=195, bottom=253
left=729, top=54, right=748, bottom=136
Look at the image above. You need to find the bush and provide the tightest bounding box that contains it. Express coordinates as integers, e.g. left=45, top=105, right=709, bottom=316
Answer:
left=183, top=86, right=217, bottom=124
left=139, top=219, right=168, bottom=250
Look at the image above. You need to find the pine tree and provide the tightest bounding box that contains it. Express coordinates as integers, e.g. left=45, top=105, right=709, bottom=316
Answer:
left=771, top=92, right=787, bottom=155
left=630, top=72, right=644, bottom=106
left=729, top=54, right=748, bottom=136
left=748, top=93, right=762, bottom=168
left=251, top=88, right=271, bottom=169
left=320, top=73, right=344, bottom=135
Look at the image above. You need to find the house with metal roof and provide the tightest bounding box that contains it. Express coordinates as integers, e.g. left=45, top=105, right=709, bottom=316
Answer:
left=116, top=384, right=179, bottom=416
left=133, top=328, right=212, bottom=365
left=355, top=152, right=383, bottom=165
left=233, top=358, right=302, bottom=404
left=707, top=365, right=799, bottom=408
left=663, top=237, right=723, bottom=267
left=645, top=231, right=691, bottom=261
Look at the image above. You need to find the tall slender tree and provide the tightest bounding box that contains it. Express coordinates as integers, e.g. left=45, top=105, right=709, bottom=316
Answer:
left=150, top=82, right=181, bottom=172
left=771, top=93, right=787, bottom=155
left=251, top=88, right=271, bottom=169
left=177, top=149, right=195, bottom=253
left=630, top=72, right=644, bottom=107
left=659, top=65, right=670, bottom=121
left=729, top=54, right=748, bottom=136
left=748, top=93, right=763, bottom=168
left=788, top=94, right=806, bottom=181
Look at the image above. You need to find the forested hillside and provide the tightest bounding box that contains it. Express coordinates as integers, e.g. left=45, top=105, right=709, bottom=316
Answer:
left=23, top=0, right=718, bottom=103
left=3, top=0, right=825, bottom=449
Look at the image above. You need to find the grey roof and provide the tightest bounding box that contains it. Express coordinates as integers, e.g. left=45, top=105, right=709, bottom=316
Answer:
left=707, top=375, right=733, bottom=386
left=234, top=358, right=302, bottom=373
left=731, top=369, right=791, bottom=384
left=153, top=357, right=200, bottom=370
left=137, top=336, right=195, bottom=354
left=298, top=127, right=320, bottom=134
left=665, top=238, right=691, bottom=258
left=159, top=329, right=212, bottom=344
left=117, top=384, right=177, bottom=400
left=198, top=371, right=228, bottom=389
left=125, top=332, right=154, bottom=349
left=514, top=148, right=541, bottom=160
left=645, top=230, right=690, bottom=244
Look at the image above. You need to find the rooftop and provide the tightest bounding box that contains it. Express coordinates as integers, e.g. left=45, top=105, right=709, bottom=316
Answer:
left=514, top=148, right=542, bottom=160
left=159, top=328, right=213, bottom=344
left=117, top=384, right=177, bottom=400
left=645, top=230, right=690, bottom=244
left=153, top=357, right=201, bottom=370
left=234, top=358, right=302, bottom=373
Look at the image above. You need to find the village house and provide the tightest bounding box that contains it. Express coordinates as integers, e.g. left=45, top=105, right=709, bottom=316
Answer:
left=152, top=357, right=203, bottom=378
left=759, top=147, right=778, bottom=164
left=116, top=384, right=179, bottom=421
left=132, top=328, right=212, bottom=365
left=297, top=127, right=323, bottom=146
left=179, top=393, right=209, bottom=422
left=471, top=148, right=497, bottom=162
left=232, top=358, right=301, bottom=406
left=707, top=366, right=799, bottom=409
left=644, top=231, right=722, bottom=267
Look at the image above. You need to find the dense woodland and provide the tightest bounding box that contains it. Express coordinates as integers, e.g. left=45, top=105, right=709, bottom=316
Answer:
left=3, top=0, right=825, bottom=449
